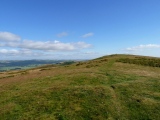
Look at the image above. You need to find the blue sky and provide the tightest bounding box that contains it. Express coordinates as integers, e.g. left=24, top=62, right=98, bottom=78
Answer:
left=0, top=0, right=160, bottom=60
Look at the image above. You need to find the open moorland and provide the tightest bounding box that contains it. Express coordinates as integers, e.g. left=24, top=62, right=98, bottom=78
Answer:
left=0, top=54, right=160, bottom=120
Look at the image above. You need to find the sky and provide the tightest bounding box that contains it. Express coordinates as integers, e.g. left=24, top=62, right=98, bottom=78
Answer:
left=0, top=0, right=160, bottom=60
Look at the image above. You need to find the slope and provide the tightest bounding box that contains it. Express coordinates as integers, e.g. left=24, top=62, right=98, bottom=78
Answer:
left=0, top=54, right=160, bottom=120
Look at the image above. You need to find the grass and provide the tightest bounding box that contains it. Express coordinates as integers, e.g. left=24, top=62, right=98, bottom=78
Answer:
left=0, top=54, right=160, bottom=120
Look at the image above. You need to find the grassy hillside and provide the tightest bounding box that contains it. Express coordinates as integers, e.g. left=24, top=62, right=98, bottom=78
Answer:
left=0, top=54, right=160, bottom=120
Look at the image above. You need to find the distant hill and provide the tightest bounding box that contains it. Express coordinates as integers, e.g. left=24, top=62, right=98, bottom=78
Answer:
left=0, top=60, right=75, bottom=72
left=0, top=54, right=160, bottom=120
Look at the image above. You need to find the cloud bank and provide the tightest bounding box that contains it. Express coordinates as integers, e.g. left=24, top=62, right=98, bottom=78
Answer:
left=3, top=40, right=91, bottom=51
left=126, top=44, right=160, bottom=51
left=0, top=32, right=93, bottom=59
left=124, top=44, right=160, bottom=57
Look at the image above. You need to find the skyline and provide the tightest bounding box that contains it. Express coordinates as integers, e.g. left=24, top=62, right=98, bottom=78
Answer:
left=0, top=0, right=160, bottom=60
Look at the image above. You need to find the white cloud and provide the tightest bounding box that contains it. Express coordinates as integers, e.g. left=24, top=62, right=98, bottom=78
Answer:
left=0, top=49, right=100, bottom=60
left=0, top=48, right=43, bottom=57
left=73, top=42, right=92, bottom=49
left=57, top=32, right=68, bottom=37
left=0, top=49, right=19, bottom=55
left=0, top=31, right=93, bottom=59
left=4, top=40, right=91, bottom=51
left=21, top=40, right=75, bottom=51
left=0, top=32, right=21, bottom=41
left=126, top=44, right=160, bottom=51
left=81, top=32, right=94, bottom=38
left=54, top=40, right=60, bottom=43
left=124, top=44, right=160, bottom=57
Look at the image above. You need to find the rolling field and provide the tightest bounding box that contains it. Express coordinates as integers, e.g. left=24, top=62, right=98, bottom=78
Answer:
left=0, top=54, right=160, bottom=120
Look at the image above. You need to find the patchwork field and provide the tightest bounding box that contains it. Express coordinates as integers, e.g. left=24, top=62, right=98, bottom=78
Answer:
left=0, top=54, right=160, bottom=120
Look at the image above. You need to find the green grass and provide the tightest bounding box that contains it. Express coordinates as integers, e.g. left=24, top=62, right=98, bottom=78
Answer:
left=0, top=54, right=160, bottom=120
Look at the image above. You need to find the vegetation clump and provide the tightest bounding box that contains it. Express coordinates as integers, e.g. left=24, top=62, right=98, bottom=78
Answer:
left=116, top=57, right=160, bottom=67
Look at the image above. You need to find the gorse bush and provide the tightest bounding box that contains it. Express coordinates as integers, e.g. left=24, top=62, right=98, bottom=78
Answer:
left=61, top=61, right=75, bottom=66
